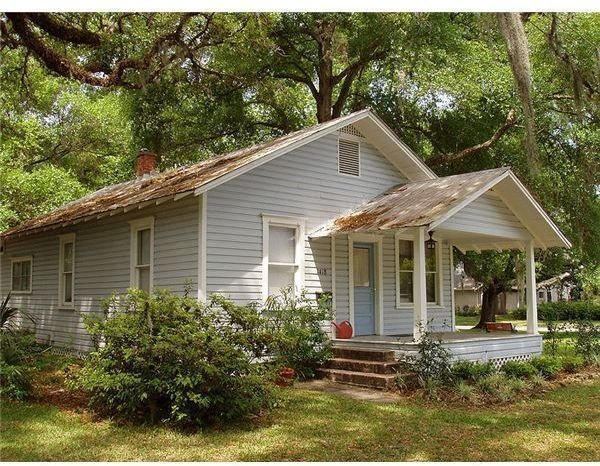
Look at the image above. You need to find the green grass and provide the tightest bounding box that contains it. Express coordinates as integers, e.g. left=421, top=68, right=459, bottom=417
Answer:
left=2, top=379, right=600, bottom=461
left=455, top=314, right=526, bottom=327
left=455, top=315, right=600, bottom=328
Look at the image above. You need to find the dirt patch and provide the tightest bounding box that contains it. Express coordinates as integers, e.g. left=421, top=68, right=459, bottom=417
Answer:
left=296, top=379, right=399, bottom=403
left=31, top=367, right=89, bottom=412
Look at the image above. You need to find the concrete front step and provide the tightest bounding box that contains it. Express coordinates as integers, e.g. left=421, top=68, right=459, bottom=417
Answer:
left=332, top=346, right=396, bottom=362
left=316, top=368, right=397, bottom=390
left=325, top=358, right=400, bottom=374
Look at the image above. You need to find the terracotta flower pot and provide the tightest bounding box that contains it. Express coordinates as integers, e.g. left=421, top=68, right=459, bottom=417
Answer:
left=275, top=367, right=296, bottom=387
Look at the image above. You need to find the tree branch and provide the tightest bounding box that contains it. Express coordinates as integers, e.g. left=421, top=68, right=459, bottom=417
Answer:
left=25, top=13, right=102, bottom=45
left=427, top=109, right=518, bottom=166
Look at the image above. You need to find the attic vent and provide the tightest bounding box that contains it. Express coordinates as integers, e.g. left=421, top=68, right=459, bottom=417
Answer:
left=338, top=138, right=360, bottom=176
left=339, top=124, right=365, bottom=138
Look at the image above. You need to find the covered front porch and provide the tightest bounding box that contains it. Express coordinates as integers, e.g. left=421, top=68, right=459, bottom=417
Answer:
left=311, top=168, right=571, bottom=364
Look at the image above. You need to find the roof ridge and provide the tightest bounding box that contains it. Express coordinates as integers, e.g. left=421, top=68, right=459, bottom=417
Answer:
left=1, top=110, right=371, bottom=238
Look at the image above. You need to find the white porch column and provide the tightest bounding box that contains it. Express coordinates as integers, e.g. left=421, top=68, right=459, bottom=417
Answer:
left=413, top=227, right=428, bottom=338
left=525, top=240, right=538, bottom=334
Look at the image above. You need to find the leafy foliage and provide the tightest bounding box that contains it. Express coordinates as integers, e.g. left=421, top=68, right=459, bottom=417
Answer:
left=402, top=323, right=453, bottom=387
left=572, top=320, right=600, bottom=365
left=451, top=360, right=496, bottom=381
left=71, top=289, right=277, bottom=426
left=0, top=294, right=39, bottom=400
left=264, top=287, right=332, bottom=379
left=530, top=355, right=563, bottom=379
left=500, top=360, right=538, bottom=379
left=538, top=301, right=600, bottom=321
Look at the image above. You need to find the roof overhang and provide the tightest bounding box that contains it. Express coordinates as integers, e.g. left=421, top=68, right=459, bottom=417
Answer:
left=310, top=168, right=571, bottom=251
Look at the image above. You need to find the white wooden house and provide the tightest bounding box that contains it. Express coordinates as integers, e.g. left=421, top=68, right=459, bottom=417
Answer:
left=0, top=109, right=570, bottom=367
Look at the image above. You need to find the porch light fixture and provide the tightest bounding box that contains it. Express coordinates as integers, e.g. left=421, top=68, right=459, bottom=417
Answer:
left=426, top=231, right=437, bottom=250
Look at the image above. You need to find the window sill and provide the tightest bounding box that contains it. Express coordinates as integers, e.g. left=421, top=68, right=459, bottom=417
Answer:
left=10, top=290, right=32, bottom=295
left=58, top=306, right=76, bottom=311
left=395, top=304, right=446, bottom=310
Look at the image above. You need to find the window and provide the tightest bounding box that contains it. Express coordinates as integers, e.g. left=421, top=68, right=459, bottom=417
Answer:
left=11, top=257, right=32, bottom=293
left=59, top=234, right=75, bottom=307
left=397, top=240, right=414, bottom=304
left=262, top=215, right=305, bottom=300
left=338, top=138, right=360, bottom=176
left=396, top=238, right=440, bottom=305
left=130, top=217, right=154, bottom=293
left=425, top=245, right=438, bottom=304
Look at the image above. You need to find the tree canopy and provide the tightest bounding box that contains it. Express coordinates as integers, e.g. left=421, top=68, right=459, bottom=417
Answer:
left=1, top=12, right=599, bottom=292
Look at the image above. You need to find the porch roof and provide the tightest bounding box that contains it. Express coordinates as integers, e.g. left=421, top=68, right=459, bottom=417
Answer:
left=310, top=167, right=571, bottom=250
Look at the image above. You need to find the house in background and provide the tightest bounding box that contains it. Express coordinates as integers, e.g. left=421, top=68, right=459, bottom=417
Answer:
left=454, top=267, right=573, bottom=313
left=454, top=262, right=483, bottom=309
left=0, top=110, right=570, bottom=371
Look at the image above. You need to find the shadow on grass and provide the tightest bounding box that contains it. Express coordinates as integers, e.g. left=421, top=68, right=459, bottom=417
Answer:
left=1, top=379, right=600, bottom=461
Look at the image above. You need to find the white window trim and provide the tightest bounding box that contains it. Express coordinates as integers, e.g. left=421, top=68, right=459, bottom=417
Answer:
left=337, top=136, right=361, bottom=178
left=58, top=233, right=76, bottom=309
left=262, top=214, right=306, bottom=301
left=10, top=255, right=33, bottom=295
left=348, top=233, right=384, bottom=336
left=129, top=216, right=155, bottom=293
left=394, top=232, right=444, bottom=309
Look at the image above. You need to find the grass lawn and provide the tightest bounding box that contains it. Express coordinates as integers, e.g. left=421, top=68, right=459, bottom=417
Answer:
left=455, top=314, right=526, bottom=327
left=454, top=315, right=600, bottom=329
left=2, top=377, right=600, bottom=461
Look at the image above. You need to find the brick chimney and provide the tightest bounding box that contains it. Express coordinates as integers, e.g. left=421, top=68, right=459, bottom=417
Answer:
left=136, top=148, right=157, bottom=177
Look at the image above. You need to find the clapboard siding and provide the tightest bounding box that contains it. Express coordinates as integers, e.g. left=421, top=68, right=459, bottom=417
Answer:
left=206, top=133, right=408, bottom=305
left=205, top=132, right=453, bottom=336
left=0, top=196, right=198, bottom=352
left=441, top=192, right=531, bottom=240
left=443, top=335, right=543, bottom=362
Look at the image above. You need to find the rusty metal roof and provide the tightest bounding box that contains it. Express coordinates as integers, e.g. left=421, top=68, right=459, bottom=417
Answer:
left=310, top=167, right=511, bottom=237
left=1, top=111, right=371, bottom=240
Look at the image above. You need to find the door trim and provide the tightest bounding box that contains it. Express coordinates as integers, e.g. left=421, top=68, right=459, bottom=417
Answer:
left=348, top=233, right=384, bottom=335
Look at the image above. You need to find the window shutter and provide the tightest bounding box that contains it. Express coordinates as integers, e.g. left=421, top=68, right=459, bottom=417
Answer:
left=338, top=138, right=360, bottom=176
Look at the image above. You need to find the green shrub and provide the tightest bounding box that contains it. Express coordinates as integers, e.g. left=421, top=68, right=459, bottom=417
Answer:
left=264, top=288, right=332, bottom=379
left=500, top=360, right=538, bottom=379
left=476, top=373, right=507, bottom=396
left=530, top=355, right=562, bottom=379
left=0, top=361, right=33, bottom=400
left=403, top=323, right=453, bottom=387
left=453, top=379, right=478, bottom=402
left=538, top=301, right=600, bottom=321
left=451, top=360, right=496, bottom=381
left=456, top=306, right=480, bottom=317
left=572, top=320, right=600, bottom=365
left=508, top=307, right=527, bottom=320
left=71, top=290, right=277, bottom=426
left=1, top=293, right=39, bottom=400
left=560, top=355, right=584, bottom=373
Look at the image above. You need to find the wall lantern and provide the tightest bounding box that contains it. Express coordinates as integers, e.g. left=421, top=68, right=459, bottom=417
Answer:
left=426, top=231, right=437, bottom=250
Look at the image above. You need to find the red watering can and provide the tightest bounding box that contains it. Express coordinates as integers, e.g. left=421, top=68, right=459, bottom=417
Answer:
left=332, top=320, right=353, bottom=339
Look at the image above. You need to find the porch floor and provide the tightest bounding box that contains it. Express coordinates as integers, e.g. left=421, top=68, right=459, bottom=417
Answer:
left=332, top=331, right=543, bottom=363
left=340, top=330, right=530, bottom=344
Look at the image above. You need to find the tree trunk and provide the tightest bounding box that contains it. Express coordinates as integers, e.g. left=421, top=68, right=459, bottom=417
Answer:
left=474, top=283, right=501, bottom=329
left=314, top=19, right=335, bottom=123
left=316, top=91, right=333, bottom=122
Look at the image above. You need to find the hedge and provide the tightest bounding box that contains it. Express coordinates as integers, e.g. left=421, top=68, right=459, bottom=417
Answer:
left=510, top=301, right=600, bottom=321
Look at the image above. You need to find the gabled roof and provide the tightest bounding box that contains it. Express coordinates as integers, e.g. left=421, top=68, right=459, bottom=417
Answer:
left=1, top=109, right=435, bottom=240
left=310, top=167, right=571, bottom=250
left=311, top=168, right=510, bottom=236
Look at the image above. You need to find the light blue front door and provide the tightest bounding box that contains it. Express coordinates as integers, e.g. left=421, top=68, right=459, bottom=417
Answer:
left=353, top=243, right=375, bottom=336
